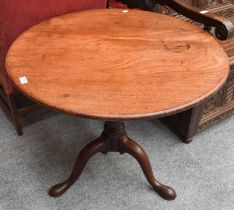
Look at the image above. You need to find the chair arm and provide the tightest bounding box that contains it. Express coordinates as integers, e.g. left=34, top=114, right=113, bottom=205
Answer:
left=115, top=0, right=234, bottom=40
left=159, top=0, right=234, bottom=40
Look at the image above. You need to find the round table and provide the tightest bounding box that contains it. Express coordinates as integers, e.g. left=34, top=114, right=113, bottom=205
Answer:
left=6, top=9, right=229, bottom=200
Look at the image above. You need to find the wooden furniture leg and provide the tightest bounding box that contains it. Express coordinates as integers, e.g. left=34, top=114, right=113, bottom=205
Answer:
left=0, top=85, right=40, bottom=136
left=49, top=121, right=176, bottom=200
left=49, top=137, right=105, bottom=197
left=8, top=94, right=23, bottom=136
left=0, top=86, right=23, bottom=135
left=120, top=137, right=176, bottom=200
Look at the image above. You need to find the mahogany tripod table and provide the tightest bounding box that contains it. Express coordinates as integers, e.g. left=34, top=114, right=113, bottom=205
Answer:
left=6, top=9, right=229, bottom=200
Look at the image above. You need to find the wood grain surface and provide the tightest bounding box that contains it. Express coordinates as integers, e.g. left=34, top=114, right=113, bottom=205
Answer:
left=6, top=9, right=230, bottom=121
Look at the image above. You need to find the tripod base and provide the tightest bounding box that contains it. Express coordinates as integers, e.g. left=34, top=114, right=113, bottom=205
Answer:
left=49, top=121, right=176, bottom=200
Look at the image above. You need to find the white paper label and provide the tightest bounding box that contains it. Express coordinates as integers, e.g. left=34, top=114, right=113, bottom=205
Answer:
left=200, top=10, right=209, bottom=14
left=19, top=76, right=28, bottom=85
left=122, top=9, right=128, bottom=13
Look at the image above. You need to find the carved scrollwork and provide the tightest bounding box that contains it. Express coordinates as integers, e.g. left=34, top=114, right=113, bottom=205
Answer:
left=214, top=8, right=234, bottom=18
left=197, top=0, right=228, bottom=10
left=227, top=68, right=234, bottom=101
left=214, top=17, right=234, bottom=39
left=203, top=67, right=234, bottom=115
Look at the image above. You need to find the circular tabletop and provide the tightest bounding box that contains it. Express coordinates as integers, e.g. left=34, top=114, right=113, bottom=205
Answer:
left=6, top=9, right=229, bottom=121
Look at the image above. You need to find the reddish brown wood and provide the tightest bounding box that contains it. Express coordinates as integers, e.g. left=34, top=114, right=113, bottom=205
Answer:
left=6, top=9, right=229, bottom=121
left=49, top=137, right=105, bottom=197
left=5, top=9, right=230, bottom=200
left=49, top=121, right=176, bottom=200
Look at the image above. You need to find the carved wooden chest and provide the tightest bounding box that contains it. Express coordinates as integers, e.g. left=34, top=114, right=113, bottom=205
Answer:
left=159, top=0, right=234, bottom=142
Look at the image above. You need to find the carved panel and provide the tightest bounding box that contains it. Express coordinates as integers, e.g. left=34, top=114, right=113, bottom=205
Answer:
left=154, top=0, right=234, bottom=128
left=199, top=1, right=234, bottom=117
left=203, top=90, right=225, bottom=114
left=198, top=64, right=234, bottom=129
left=214, top=8, right=234, bottom=18
left=196, top=0, right=229, bottom=9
